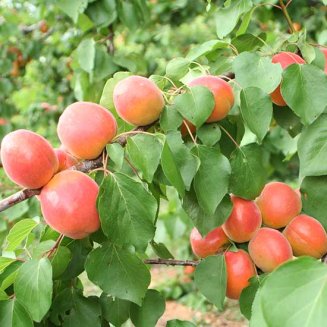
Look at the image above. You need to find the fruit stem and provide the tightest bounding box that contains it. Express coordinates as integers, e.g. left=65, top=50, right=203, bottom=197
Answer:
left=279, top=0, right=295, bottom=33
left=46, top=234, right=64, bottom=259
left=144, top=258, right=199, bottom=266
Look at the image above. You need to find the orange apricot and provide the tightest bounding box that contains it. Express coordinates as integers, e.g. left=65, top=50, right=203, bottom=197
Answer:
left=320, top=47, right=327, bottom=74
left=0, top=129, right=58, bottom=189
left=39, top=170, right=100, bottom=239
left=54, top=148, right=78, bottom=172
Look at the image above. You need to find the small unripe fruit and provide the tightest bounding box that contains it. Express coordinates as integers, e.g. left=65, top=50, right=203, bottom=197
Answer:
left=225, top=250, right=256, bottom=300
left=270, top=52, right=305, bottom=106
left=54, top=148, right=78, bottom=172
left=190, top=226, right=229, bottom=258
left=189, top=76, right=234, bottom=122
left=1, top=129, right=58, bottom=189
left=283, top=214, right=327, bottom=258
left=256, top=182, right=302, bottom=229
left=249, top=228, right=293, bottom=272
left=222, top=196, right=262, bottom=243
left=113, top=76, right=164, bottom=126
left=40, top=170, right=100, bottom=239
left=57, top=102, right=117, bottom=159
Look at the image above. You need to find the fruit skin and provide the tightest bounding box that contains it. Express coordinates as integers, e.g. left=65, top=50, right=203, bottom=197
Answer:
left=57, top=102, right=117, bottom=160
left=256, top=182, right=302, bottom=229
left=222, top=196, right=262, bottom=243
left=283, top=214, right=327, bottom=258
left=224, top=250, right=256, bottom=300
left=113, top=76, right=164, bottom=126
left=321, top=47, right=327, bottom=74
left=190, top=226, right=229, bottom=258
left=181, top=120, right=196, bottom=137
left=189, top=76, right=234, bottom=122
left=39, top=170, right=100, bottom=239
left=0, top=129, right=58, bottom=189
left=270, top=52, right=305, bottom=106
left=249, top=227, right=293, bottom=272
left=54, top=148, right=78, bottom=172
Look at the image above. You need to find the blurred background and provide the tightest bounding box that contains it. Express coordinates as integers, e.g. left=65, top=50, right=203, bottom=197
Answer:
left=0, top=0, right=326, bottom=325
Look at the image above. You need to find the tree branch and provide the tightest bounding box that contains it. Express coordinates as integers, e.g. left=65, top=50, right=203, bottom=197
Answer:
left=279, top=0, right=295, bottom=33
left=144, top=258, right=199, bottom=266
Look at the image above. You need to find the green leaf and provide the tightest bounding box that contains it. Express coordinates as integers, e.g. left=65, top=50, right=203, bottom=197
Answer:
left=301, top=176, right=327, bottom=229
left=273, top=105, right=302, bottom=138
left=194, top=255, right=226, bottom=310
left=174, top=86, right=215, bottom=128
left=98, top=173, right=157, bottom=251
left=167, top=320, right=196, bottom=327
left=100, top=295, right=130, bottom=327
left=57, top=0, right=88, bottom=22
left=51, top=246, right=72, bottom=279
left=14, top=258, right=52, bottom=322
left=233, top=52, right=283, bottom=93
left=0, top=289, right=8, bottom=300
left=281, top=64, right=327, bottom=124
left=215, top=0, right=253, bottom=39
left=193, top=146, right=231, bottom=215
left=196, top=123, right=221, bottom=146
left=106, top=143, right=125, bottom=171
left=0, top=257, right=15, bottom=273
left=232, top=33, right=265, bottom=53
left=240, top=87, right=272, bottom=142
left=160, top=106, right=183, bottom=133
left=298, top=114, right=327, bottom=177
left=183, top=192, right=233, bottom=235
left=229, top=143, right=267, bottom=199
left=236, top=8, right=255, bottom=36
left=5, top=219, right=38, bottom=252
left=186, top=40, right=229, bottom=61
left=85, top=242, right=150, bottom=305
left=126, top=134, right=163, bottom=183
left=0, top=299, right=33, bottom=327
left=255, top=257, right=327, bottom=327
left=94, top=46, right=119, bottom=81
left=150, top=241, right=174, bottom=259
left=130, top=289, right=165, bottom=327
left=166, top=58, right=191, bottom=80
left=86, top=0, right=117, bottom=27
left=77, top=38, right=96, bottom=74
left=250, top=289, right=269, bottom=327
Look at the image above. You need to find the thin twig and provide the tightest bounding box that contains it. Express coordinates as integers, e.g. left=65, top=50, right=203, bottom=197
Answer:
left=279, top=0, right=295, bottom=33
left=144, top=258, right=199, bottom=266
left=46, top=234, right=64, bottom=258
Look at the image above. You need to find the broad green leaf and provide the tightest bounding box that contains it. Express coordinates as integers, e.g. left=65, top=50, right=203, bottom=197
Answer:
left=100, top=295, right=130, bottom=327
left=51, top=246, right=72, bottom=278
left=93, top=46, right=119, bottom=81
left=160, top=106, right=183, bottom=133
left=167, top=320, right=196, bottom=327
left=281, top=64, right=327, bottom=124
left=257, top=257, right=327, bottom=327
left=57, top=0, right=88, bottom=22
left=86, top=0, right=117, bottom=27
left=0, top=257, right=15, bottom=273
left=85, top=242, right=150, bottom=305
left=130, top=289, right=165, bottom=327
left=233, top=52, right=283, bottom=93
left=194, top=255, right=226, bottom=310
left=166, top=58, right=191, bottom=80
left=98, top=173, right=157, bottom=250
left=301, top=176, right=327, bottom=229
left=273, top=105, right=302, bottom=138
left=187, top=40, right=229, bottom=61
left=298, top=114, right=327, bottom=177
left=215, top=0, right=253, bottom=39
left=193, top=146, right=231, bottom=215
left=311, top=47, right=326, bottom=71
left=183, top=192, right=233, bottom=235
left=5, top=219, right=38, bottom=252
left=236, top=8, right=255, bottom=36
left=174, top=86, right=215, bottom=128
left=250, top=288, right=268, bottom=327
left=229, top=143, right=267, bottom=199
left=150, top=241, right=174, bottom=259
left=14, top=258, right=52, bottom=322
left=0, top=261, right=22, bottom=291
left=106, top=143, right=125, bottom=171
left=77, top=38, right=95, bottom=74
left=0, top=299, right=33, bottom=327
left=232, top=33, right=266, bottom=53
left=196, top=123, right=221, bottom=146
left=127, top=134, right=163, bottom=182
left=0, top=289, right=8, bottom=300
left=240, top=87, right=272, bottom=142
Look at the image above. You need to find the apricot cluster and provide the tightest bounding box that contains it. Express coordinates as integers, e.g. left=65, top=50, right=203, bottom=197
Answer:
left=190, top=181, right=327, bottom=300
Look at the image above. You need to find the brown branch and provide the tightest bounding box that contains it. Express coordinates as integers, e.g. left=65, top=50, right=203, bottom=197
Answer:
left=0, top=189, right=41, bottom=212
left=107, top=25, right=115, bottom=55
left=279, top=0, right=295, bottom=33
left=46, top=234, right=64, bottom=258
left=144, top=258, right=199, bottom=266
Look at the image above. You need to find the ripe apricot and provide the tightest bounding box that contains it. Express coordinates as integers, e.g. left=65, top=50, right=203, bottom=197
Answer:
left=1, top=129, right=58, bottom=189
left=181, top=120, right=196, bottom=137
left=222, top=196, right=262, bottom=243
left=283, top=214, right=327, bottom=258
left=190, top=226, right=229, bottom=258
left=113, top=76, right=164, bottom=126
left=39, top=170, right=100, bottom=239
left=270, top=52, right=305, bottom=106
left=249, top=228, right=293, bottom=272
left=54, top=148, right=78, bottom=172
left=57, top=102, right=117, bottom=160
left=188, top=76, right=234, bottom=122
left=224, top=250, right=256, bottom=300
left=321, top=47, right=327, bottom=74
left=256, top=182, right=302, bottom=228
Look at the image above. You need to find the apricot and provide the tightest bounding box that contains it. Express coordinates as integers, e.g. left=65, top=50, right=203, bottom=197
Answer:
left=256, top=182, right=302, bottom=229
left=321, top=47, right=327, bottom=74
left=283, top=214, right=327, bottom=258
left=222, top=196, right=262, bottom=243
left=57, top=102, right=117, bottom=159
left=188, top=76, right=234, bottom=122
left=249, top=228, right=293, bottom=272
left=39, top=170, right=100, bottom=239
left=270, top=52, right=305, bottom=106
left=224, top=250, right=256, bottom=300
left=0, top=129, right=58, bottom=189
left=181, top=120, right=196, bottom=137
left=54, top=148, right=78, bottom=172
left=113, top=76, right=164, bottom=126
left=190, top=226, right=229, bottom=258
